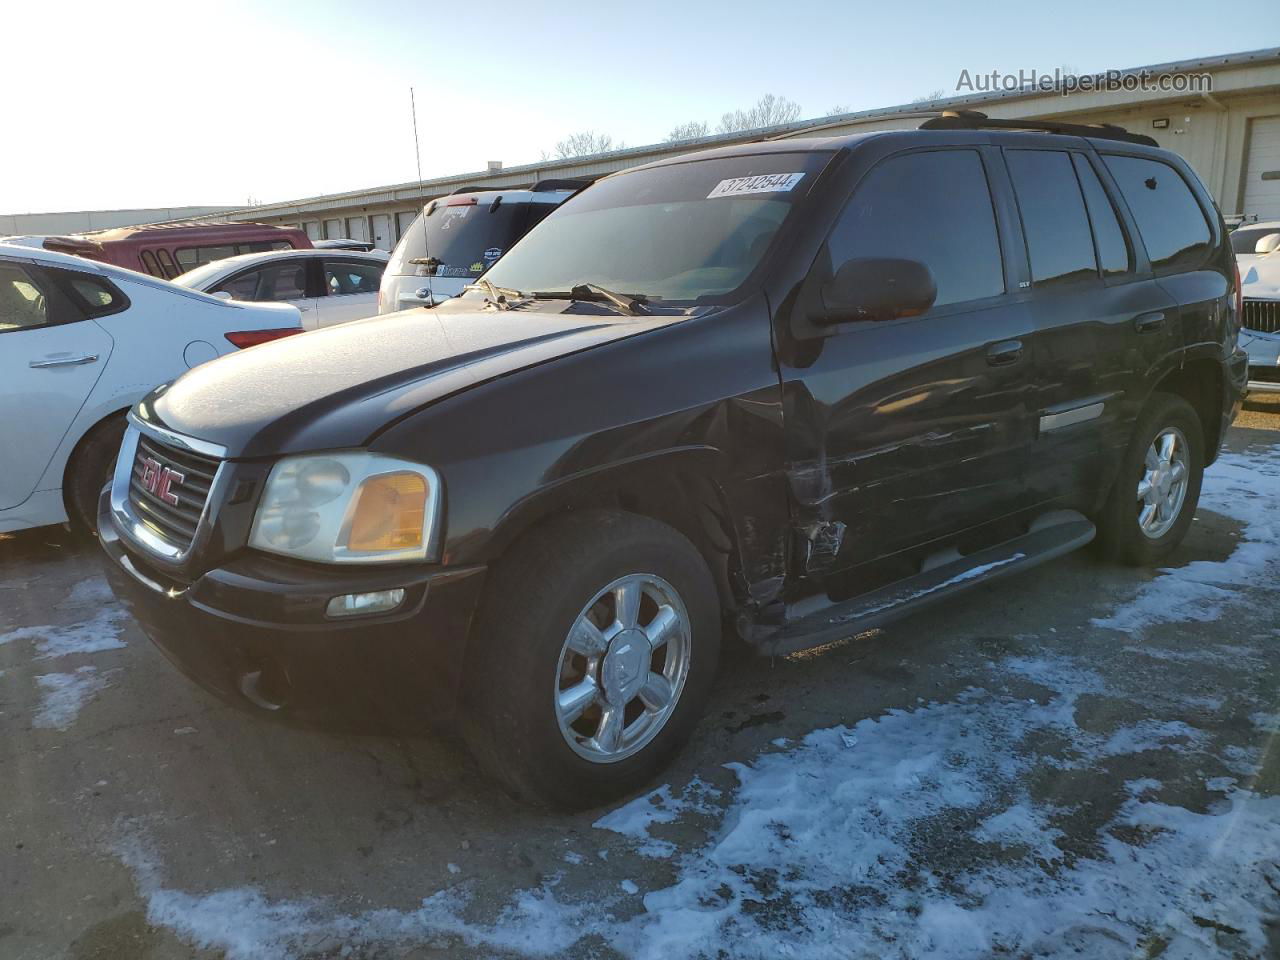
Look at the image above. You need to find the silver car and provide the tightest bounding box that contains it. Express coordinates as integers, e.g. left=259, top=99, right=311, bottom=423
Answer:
left=377, top=181, right=588, bottom=314
left=1236, top=221, right=1280, bottom=394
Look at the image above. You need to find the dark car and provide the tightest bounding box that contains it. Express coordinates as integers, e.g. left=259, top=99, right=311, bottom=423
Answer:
left=99, top=117, right=1248, bottom=808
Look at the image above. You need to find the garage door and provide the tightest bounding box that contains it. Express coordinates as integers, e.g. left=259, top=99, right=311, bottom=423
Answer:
left=1243, top=116, right=1280, bottom=220
left=371, top=214, right=393, bottom=251
left=344, top=217, right=369, bottom=242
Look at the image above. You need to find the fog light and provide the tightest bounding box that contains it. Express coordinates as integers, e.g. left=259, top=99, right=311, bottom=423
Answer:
left=326, top=589, right=406, bottom=618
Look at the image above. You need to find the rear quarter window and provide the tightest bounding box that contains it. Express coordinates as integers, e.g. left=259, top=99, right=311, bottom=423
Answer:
left=1102, top=155, right=1212, bottom=272
left=55, top=270, right=129, bottom=319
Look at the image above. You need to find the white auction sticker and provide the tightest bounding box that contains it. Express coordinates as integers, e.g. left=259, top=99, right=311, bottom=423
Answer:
left=707, top=172, right=805, bottom=198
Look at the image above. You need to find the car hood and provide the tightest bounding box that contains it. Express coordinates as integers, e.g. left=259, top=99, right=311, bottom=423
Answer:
left=1242, top=260, right=1280, bottom=301
left=143, top=301, right=686, bottom=458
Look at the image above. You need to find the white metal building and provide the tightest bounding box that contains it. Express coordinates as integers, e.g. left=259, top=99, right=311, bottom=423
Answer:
left=0, top=206, right=236, bottom=236
left=208, top=48, right=1280, bottom=248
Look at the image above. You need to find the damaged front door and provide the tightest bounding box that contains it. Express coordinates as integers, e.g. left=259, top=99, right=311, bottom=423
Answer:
left=778, top=147, right=1037, bottom=579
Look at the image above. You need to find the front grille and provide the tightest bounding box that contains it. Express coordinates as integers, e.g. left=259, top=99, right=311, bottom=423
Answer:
left=128, top=434, right=220, bottom=550
left=1243, top=299, right=1280, bottom=335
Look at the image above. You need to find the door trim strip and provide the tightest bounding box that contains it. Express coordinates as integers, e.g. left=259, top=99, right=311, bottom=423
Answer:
left=1040, top=401, right=1105, bottom=433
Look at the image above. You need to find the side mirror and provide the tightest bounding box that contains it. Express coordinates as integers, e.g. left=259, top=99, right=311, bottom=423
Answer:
left=819, top=257, right=937, bottom=324
left=1255, top=233, right=1280, bottom=255
left=211, top=290, right=234, bottom=301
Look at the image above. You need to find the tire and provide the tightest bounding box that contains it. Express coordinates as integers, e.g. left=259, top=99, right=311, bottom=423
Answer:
left=461, top=509, right=720, bottom=809
left=1096, top=392, right=1204, bottom=566
left=65, top=415, right=127, bottom=535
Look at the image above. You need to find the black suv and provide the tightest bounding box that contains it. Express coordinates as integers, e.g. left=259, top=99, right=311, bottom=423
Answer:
left=100, top=117, right=1249, bottom=808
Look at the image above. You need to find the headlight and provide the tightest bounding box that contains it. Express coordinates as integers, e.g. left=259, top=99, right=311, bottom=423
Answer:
left=248, top=453, right=441, bottom=564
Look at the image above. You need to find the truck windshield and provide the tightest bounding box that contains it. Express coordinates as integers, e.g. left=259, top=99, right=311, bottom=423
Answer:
left=483, top=152, right=832, bottom=304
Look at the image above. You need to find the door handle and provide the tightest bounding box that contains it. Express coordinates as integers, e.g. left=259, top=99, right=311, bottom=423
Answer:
left=1134, top=311, right=1166, bottom=334
left=986, top=340, right=1023, bottom=366
left=29, top=355, right=99, bottom=369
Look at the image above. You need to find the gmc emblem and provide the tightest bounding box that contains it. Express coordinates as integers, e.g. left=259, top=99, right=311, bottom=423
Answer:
left=140, top=457, right=184, bottom=507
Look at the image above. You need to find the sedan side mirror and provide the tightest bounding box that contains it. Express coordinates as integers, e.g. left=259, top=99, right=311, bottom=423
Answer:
left=1255, top=233, right=1280, bottom=255
left=820, top=257, right=937, bottom=324
left=211, top=290, right=234, bottom=301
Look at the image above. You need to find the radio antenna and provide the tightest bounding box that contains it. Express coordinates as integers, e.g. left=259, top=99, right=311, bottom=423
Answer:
left=408, top=86, right=435, bottom=306
left=410, top=86, right=425, bottom=192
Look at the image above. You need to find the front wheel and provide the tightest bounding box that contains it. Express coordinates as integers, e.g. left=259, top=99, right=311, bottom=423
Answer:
left=461, top=510, right=720, bottom=809
left=1096, top=392, right=1204, bottom=566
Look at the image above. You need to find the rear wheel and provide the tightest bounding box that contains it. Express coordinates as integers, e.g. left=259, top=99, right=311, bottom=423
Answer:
left=65, top=414, right=127, bottom=535
left=461, top=510, right=719, bottom=809
left=1096, top=393, right=1204, bottom=566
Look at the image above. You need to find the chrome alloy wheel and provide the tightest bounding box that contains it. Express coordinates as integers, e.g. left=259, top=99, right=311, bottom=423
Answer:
left=1137, top=426, right=1190, bottom=540
left=553, top=573, right=692, bottom=763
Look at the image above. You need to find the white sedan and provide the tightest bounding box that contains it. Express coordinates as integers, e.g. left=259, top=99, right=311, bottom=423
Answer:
left=0, top=243, right=303, bottom=534
left=174, top=249, right=388, bottom=330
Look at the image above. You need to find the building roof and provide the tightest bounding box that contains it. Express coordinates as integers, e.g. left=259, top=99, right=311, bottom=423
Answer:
left=205, top=46, right=1280, bottom=222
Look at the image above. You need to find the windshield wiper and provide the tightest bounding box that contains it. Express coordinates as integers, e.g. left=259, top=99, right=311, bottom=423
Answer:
left=465, top=277, right=525, bottom=310
left=532, top=283, right=649, bottom=316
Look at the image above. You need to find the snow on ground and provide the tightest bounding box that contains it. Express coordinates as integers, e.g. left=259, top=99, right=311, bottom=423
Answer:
left=112, top=446, right=1280, bottom=959
left=33, top=667, right=110, bottom=730
left=1092, top=447, right=1280, bottom=634
left=0, top=576, right=128, bottom=658
left=1, top=577, right=128, bottom=730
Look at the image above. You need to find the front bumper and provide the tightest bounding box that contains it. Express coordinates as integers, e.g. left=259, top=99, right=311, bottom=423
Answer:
left=99, top=489, right=487, bottom=731
left=1242, top=329, right=1280, bottom=394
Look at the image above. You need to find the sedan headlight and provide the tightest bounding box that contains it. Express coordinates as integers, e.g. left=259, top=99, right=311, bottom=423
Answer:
left=248, top=453, right=441, bottom=564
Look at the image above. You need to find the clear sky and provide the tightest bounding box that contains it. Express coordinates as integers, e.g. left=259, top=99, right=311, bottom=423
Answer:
left=5, top=0, right=1276, bottom=214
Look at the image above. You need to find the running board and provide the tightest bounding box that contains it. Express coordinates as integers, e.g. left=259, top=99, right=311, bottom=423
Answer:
left=759, top=511, right=1096, bottom=656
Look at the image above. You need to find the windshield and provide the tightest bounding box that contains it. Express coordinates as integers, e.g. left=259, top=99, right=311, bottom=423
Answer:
left=1231, top=226, right=1280, bottom=255
left=386, top=199, right=548, bottom=280
left=483, top=152, right=832, bottom=304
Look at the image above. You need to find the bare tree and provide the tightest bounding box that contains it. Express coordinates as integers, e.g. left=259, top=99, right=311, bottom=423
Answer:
left=666, top=120, right=710, bottom=142
left=549, top=130, right=623, bottom=160
left=825, top=104, right=851, bottom=117
left=716, top=94, right=802, bottom=134
left=910, top=89, right=946, bottom=104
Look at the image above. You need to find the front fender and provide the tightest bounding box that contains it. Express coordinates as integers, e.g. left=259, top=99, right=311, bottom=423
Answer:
left=367, top=302, right=791, bottom=607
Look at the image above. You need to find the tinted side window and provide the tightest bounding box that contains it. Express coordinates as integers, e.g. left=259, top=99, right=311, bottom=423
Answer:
left=1072, top=155, right=1131, bottom=277
left=1102, top=155, right=1211, bottom=271
left=0, top=263, right=53, bottom=332
left=1005, top=150, right=1097, bottom=287
left=828, top=150, right=1004, bottom=308
left=323, top=260, right=382, bottom=296
left=175, top=245, right=236, bottom=271
left=239, top=240, right=293, bottom=255
left=214, top=262, right=308, bottom=302
left=60, top=272, right=127, bottom=318
left=155, top=249, right=179, bottom=278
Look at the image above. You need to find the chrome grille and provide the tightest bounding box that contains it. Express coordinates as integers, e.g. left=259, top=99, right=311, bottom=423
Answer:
left=127, top=434, right=220, bottom=550
left=1242, top=299, right=1280, bottom=335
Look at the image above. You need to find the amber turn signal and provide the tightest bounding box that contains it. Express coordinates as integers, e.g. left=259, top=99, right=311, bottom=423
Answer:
left=344, top=472, right=428, bottom=552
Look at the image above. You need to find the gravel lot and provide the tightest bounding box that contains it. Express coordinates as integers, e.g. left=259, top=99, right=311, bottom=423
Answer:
left=2, top=395, right=1279, bottom=960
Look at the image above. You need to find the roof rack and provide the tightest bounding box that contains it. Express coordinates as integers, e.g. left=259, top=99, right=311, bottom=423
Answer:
left=531, top=177, right=595, bottom=193
left=919, top=110, right=1159, bottom=147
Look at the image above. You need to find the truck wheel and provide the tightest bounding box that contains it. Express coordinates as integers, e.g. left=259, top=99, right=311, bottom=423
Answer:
left=65, top=414, right=127, bottom=535
left=461, top=509, right=720, bottom=809
left=1096, top=392, right=1204, bottom=566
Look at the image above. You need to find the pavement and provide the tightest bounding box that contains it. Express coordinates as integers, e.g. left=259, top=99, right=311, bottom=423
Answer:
left=2, top=394, right=1279, bottom=960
